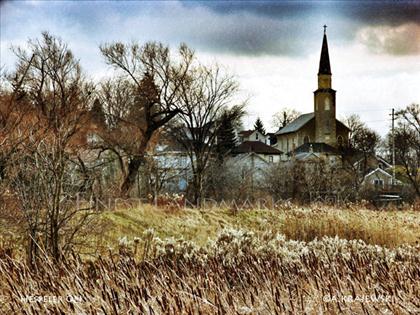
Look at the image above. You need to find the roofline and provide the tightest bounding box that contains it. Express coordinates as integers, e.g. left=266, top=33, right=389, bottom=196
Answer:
left=364, top=167, right=392, bottom=178
left=230, top=152, right=272, bottom=164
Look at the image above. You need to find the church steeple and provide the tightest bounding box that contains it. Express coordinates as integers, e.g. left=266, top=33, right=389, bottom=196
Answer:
left=317, top=26, right=332, bottom=89
left=318, top=26, right=331, bottom=75
left=314, top=26, right=336, bottom=146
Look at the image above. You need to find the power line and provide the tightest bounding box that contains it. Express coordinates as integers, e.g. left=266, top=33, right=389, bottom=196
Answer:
left=339, top=108, right=390, bottom=113
left=363, top=119, right=389, bottom=123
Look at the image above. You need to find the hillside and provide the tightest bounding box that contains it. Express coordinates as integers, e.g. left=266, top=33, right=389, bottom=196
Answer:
left=83, top=203, right=420, bottom=255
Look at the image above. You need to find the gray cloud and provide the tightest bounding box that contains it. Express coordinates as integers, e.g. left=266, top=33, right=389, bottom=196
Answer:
left=184, top=1, right=420, bottom=56
left=2, top=0, right=419, bottom=64
left=188, top=1, right=420, bottom=26
left=358, top=23, right=420, bottom=56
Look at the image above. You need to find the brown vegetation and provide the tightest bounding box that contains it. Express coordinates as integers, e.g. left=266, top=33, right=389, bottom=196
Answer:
left=0, top=230, right=418, bottom=314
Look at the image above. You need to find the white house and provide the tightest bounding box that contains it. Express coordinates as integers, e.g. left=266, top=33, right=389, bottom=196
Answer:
left=232, top=141, right=283, bottom=164
left=238, top=130, right=268, bottom=144
left=362, top=168, right=394, bottom=189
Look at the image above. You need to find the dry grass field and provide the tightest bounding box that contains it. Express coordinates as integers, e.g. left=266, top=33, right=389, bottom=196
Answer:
left=0, top=203, right=419, bottom=314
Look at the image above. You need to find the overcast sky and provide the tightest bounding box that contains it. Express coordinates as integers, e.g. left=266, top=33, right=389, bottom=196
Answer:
left=1, top=0, right=419, bottom=135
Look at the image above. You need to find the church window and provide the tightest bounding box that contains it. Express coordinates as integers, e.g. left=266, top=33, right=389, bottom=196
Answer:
left=337, top=136, right=343, bottom=146
left=256, top=133, right=259, bottom=140
left=325, top=98, right=330, bottom=110
left=304, top=135, right=310, bottom=144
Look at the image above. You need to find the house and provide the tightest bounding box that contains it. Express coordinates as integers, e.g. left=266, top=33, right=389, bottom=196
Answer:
left=238, top=130, right=268, bottom=144
left=362, top=168, right=394, bottom=189
left=274, top=29, right=350, bottom=157
left=232, top=141, right=283, bottom=163
left=214, top=140, right=282, bottom=184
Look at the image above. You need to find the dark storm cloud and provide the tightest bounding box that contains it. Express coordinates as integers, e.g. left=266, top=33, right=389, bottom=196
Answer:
left=185, top=15, right=310, bottom=56
left=188, top=1, right=420, bottom=26
left=336, top=2, right=420, bottom=26
left=2, top=0, right=419, bottom=59
left=183, top=1, right=318, bottom=18
left=184, top=1, right=420, bottom=56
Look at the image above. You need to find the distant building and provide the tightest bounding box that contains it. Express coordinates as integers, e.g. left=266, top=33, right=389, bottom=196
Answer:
left=232, top=141, right=283, bottom=163
left=362, top=168, right=394, bottom=189
left=274, top=30, right=350, bottom=157
left=238, top=130, right=268, bottom=144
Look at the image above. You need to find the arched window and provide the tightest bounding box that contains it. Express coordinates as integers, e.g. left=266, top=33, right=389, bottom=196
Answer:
left=325, top=98, right=330, bottom=110
left=304, top=135, right=310, bottom=144
left=337, top=135, right=344, bottom=146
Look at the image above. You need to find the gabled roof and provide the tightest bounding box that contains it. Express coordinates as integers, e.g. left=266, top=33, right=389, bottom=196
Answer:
left=291, top=142, right=340, bottom=155
left=295, top=152, right=322, bottom=161
left=229, top=152, right=271, bottom=165
left=364, top=167, right=392, bottom=178
left=337, top=120, right=351, bottom=131
left=232, top=141, right=283, bottom=155
left=275, top=113, right=314, bottom=135
left=275, top=112, right=350, bottom=136
left=238, top=130, right=255, bottom=137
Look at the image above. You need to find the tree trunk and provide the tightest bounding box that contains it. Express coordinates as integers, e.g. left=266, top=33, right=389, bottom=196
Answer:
left=120, top=156, right=143, bottom=197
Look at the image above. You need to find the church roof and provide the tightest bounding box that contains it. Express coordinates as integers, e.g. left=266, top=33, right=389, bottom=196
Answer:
left=275, top=112, right=350, bottom=136
left=232, top=141, right=283, bottom=155
left=275, top=113, right=314, bottom=135
left=318, top=33, right=331, bottom=75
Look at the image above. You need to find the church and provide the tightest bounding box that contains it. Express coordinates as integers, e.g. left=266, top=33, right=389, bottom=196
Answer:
left=274, top=29, right=350, bottom=157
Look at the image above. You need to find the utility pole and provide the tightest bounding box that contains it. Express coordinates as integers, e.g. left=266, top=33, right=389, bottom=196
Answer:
left=391, top=108, right=396, bottom=186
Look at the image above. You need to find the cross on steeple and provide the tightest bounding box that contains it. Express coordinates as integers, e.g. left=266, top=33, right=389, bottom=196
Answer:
left=323, top=24, right=327, bottom=34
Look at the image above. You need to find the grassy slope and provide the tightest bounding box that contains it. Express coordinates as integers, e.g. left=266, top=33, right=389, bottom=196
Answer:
left=88, top=204, right=420, bottom=253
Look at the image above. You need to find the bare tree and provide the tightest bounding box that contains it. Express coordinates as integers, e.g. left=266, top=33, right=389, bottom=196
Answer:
left=344, top=114, right=366, bottom=148
left=173, top=65, right=244, bottom=206
left=394, top=104, right=420, bottom=196
left=342, top=114, right=381, bottom=188
left=99, top=42, right=194, bottom=196
left=6, top=32, right=95, bottom=262
left=271, top=108, right=301, bottom=130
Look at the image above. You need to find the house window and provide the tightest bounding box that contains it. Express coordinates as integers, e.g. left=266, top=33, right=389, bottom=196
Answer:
left=373, top=179, right=384, bottom=187
left=269, top=156, right=274, bottom=163
left=256, top=133, right=259, bottom=140
left=337, top=136, right=343, bottom=146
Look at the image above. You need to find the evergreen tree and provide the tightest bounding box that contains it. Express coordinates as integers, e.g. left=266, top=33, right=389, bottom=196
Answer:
left=254, top=117, right=266, bottom=135
left=216, top=111, right=238, bottom=160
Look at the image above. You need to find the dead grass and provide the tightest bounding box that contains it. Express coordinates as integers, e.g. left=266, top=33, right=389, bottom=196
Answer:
left=0, top=204, right=419, bottom=313
left=0, top=230, right=418, bottom=314
left=85, top=203, right=420, bottom=255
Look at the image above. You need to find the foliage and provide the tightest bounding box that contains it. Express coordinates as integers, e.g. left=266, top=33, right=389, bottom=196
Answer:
left=253, top=117, right=266, bottom=135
